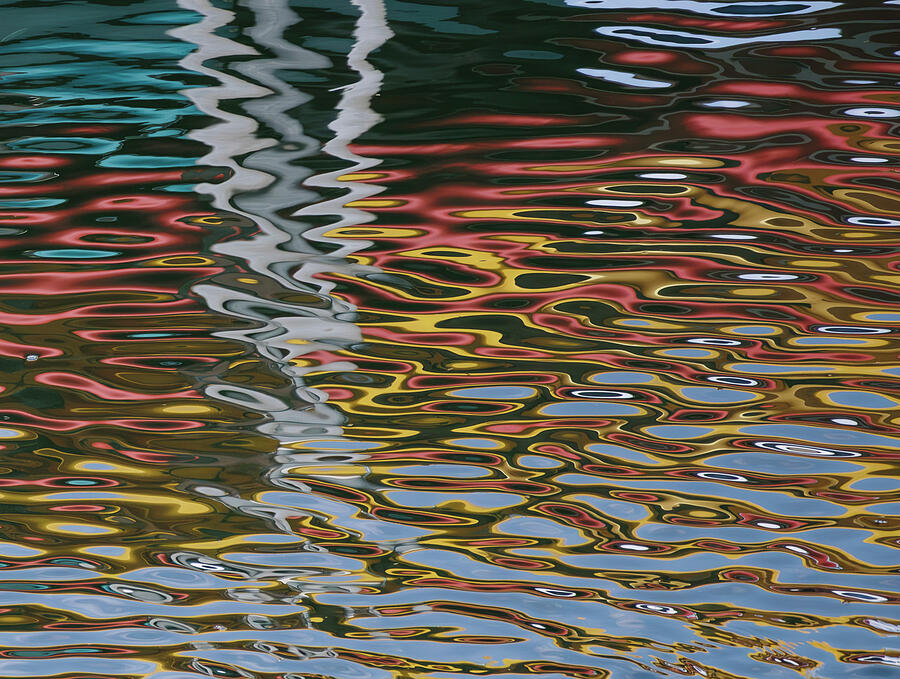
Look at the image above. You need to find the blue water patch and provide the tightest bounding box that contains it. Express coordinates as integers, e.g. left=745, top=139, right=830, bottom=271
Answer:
left=729, top=325, right=778, bottom=335
left=680, top=387, right=756, bottom=403
left=32, top=249, right=119, bottom=259
left=588, top=371, right=654, bottom=384
left=706, top=452, right=862, bottom=474
left=586, top=442, right=659, bottom=465
left=447, top=437, right=502, bottom=449
left=0, top=198, right=66, bottom=208
left=794, top=337, right=868, bottom=345
left=659, top=348, right=715, bottom=358
left=387, top=490, right=520, bottom=509
left=867, top=502, right=900, bottom=515
left=864, top=312, right=900, bottom=321
left=644, top=425, right=715, bottom=439
left=0, top=543, right=43, bottom=557
left=742, top=424, right=900, bottom=448
left=731, top=363, right=833, bottom=373
left=223, top=551, right=362, bottom=569
left=518, top=455, right=563, bottom=468
left=826, top=391, right=898, bottom=409
left=77, top=462, right=117, bottom=471
left=392, top=464, right=488, bottom=478
left=54, top=524, right=111, bottom=534
left=497, top=516, right=584, bottom=544
left=100, top=155, right=197, bottom=168
left=449, top=386, right=536, bottom=399
left=81, top=546, right=128, bottom=557
left=850, top=477, right=900, bottom=491
left=575, top=494, right=651, bottom=520
left=540, top=402, right=642, bottom=416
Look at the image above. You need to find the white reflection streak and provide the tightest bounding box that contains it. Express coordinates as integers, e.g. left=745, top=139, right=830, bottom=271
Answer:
left=170, top=0, right=275, bottom=201
left=294, top=0, right=393, bottom=249
left=264, top=0, right=395, bottom=496
left=170, top=0, right=392, bottom=527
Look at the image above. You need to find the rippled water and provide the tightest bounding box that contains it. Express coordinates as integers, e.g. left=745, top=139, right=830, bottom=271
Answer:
left=0, top=0, right=898, bottom=676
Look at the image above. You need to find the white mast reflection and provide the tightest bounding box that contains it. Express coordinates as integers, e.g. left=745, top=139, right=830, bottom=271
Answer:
left=170, top=0, right=390, bottom=540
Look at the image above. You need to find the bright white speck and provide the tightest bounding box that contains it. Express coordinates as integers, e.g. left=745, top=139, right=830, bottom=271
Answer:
left=535, top=587, right=577, bottom=597
left=583, top=230, right=604, bottom=235
left=619, top=544, right=651, bottom=551
left=844, top=107, right=900, bottom=118
left=833, top=590, right=888, bottom=603
left=586, top=199, right=643, bottom=207
left=850, top=156, right=889, bottom=163
left=637, top=603, right=677, bottom=614
left=703, top=100, right=750, bottom=109
left=844, top=79, right=877, bottom=84
left=194, top=486, right=228, bottom=497
left=737, top=273, right=797, bottom=281
left=832, top=418, right=857, bottom=426
left=819, top=325, right=890, bottom=334
left=756, top=522, right=781, bottom=529
left=698, top=471, right=747, bottom=481
left=866, top=619, right=900, bottom=633
left=848, top=216, right=900, bottom=226
left=687, top=337, right=741, bottom=345
left=857, top=655, right=900, bottom=667
left=593, top=25, right=841, bottom=50
left=577, top=67, right=672, bottom=89
left=712, top=234, right=757, bottom=240
left=708, top=376, right=758, bottom=386
left=639, top=172, right=687, bottom=179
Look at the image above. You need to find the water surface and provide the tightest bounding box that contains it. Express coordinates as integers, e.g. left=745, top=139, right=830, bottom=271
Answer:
left=0, top=0, right=898, bottom=677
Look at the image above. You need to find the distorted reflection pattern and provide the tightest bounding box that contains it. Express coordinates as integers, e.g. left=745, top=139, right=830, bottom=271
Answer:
left=0, top=0, right=897, bottom=677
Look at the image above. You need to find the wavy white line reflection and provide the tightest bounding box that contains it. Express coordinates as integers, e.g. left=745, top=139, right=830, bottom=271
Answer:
left=171, top=0, right=391, bottom=529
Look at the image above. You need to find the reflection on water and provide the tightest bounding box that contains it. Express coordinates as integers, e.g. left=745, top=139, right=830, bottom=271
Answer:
left=0, top=0, right=898, bottom=676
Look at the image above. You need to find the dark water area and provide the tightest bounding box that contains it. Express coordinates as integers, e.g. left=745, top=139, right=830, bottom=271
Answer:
left=0, top=0, right=899, bottom=676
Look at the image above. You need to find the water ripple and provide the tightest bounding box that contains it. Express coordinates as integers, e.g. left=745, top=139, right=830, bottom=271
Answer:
left=0, top=0, right=897, bottom=677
